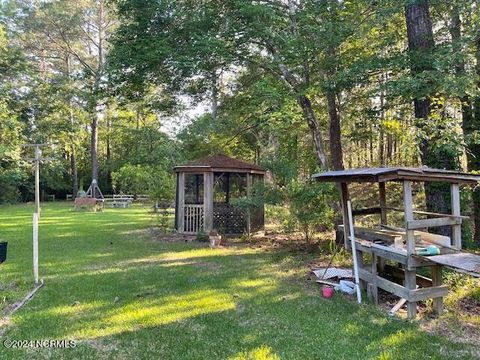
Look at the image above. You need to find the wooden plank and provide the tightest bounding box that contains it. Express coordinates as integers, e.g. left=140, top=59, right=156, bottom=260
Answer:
left=381, top=224, right=453, bottom=249
left=431, top=265, right=443, bottom=314
left=405, top=269, right=417, bottom=319
left=407, top=217, right=462, bottom=230
left=341, top=225, right=404, bottom=243
left=358, top=268, right=409, bottom=299
left=408, top=286, right=448, bottom=302
left=379, top=182, right=387, bottom=224
left=383, top=264, right=432, bottom=288
left=427, top=252, right=480, bottom=277
left=352, top=207, right=382, bottom=216
left=403, top=180, right=417, bottom=319
left=356, top=249, right=367, bottom=291
left=451, top=183, right=461, bottom=249
left=386, top=207, right=469, bottom=220
left=389, top=298, right=407, bottom=315
left=370, top=254, right=379, bottom=304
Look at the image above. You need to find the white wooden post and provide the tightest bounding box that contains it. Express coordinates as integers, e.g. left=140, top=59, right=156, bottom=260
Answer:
left=204, top=172, right=214, bottom=233
left=33, top=212, right=39, bottom=285
left=34, top=147, right=41, bottom=217
left=178, top=172, right=185, bottom=233
left=403, top=180, right=417, bottom=319
left=451, top=183, right=461, bottom=249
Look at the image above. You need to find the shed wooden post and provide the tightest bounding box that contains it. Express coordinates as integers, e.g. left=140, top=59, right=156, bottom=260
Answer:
left=340, top=182, right=350, bottom=248
left=378, top=181, right=387, bottom=274
left=431, top=265, right=443, bottom=314
left=451, top=183, right=461, bottom=249
left=178, top=172, right=185, bottom=233
left=379, top=182, right=387, bottom=224
left=403, top=180, right=417, bottom=319
left=204, top=172, right=214, bottom=233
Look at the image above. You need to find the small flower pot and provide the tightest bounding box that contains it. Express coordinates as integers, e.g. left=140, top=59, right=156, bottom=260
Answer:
left=209, top=235, right=222, bottom=248
left=322, top=285, right=334, bottom=298
left=0, top=241, right=7, bottom=264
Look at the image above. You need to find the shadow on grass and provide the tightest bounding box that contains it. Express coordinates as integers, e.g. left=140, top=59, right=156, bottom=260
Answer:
left=0, top=203, right=476, bottom=359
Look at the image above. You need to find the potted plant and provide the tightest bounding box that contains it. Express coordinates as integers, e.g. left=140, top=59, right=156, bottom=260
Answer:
left=209, top=230, right=222, bottom=248
left=0, top=241, right=7, bottom=264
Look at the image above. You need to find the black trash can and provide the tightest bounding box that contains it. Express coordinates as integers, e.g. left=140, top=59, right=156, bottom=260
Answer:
left=0, top=241, right=7, bottom=264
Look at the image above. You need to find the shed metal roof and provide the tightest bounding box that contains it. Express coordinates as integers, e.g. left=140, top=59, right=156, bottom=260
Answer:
left=313, top=167, right=480, bottom=184
left=174, top=154, right=265, bottom=173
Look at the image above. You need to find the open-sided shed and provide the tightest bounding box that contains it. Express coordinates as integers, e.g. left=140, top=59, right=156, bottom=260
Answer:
left=174, top=154, right=265, bottom=235
left=314, top=166, right=480, bottom=319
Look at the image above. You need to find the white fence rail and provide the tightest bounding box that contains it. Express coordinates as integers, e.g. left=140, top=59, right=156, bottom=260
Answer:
left=183, top=204, right=204, bottom=233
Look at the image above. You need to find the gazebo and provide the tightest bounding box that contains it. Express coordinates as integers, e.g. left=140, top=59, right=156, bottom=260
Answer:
left=174, top=154, right=265, bottom=235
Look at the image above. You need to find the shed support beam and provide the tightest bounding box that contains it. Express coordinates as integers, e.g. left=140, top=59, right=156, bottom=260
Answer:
left=204, top=172, right=213, bottom=233
left=379, top=182, right=387, bottom=224
left=403, top=180, right=417, bottom=319
left=340, top=182, right=350, bottom=248
left=431, top=265, right=443, bottom=314
left=451, top=183, right=461, bottom=249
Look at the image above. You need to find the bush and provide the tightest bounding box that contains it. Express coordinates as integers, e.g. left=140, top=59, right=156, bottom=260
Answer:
left=196, top=229, right=209, bottom=242
left=111, top=164, right=175, bottom=203
left=285, top=180, right=336, bottom=242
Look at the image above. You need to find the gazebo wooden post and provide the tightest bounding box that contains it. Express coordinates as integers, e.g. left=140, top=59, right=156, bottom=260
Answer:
left=178, top=172, right=185, bottom=233
left=204, top=171, right=214, bottom=233
left=403, top=180, right=417, bottom=319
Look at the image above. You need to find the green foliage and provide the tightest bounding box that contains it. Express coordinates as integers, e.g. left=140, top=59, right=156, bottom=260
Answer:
left=111, top=164, right=151, bottom=195
left=111, top=164, right=175, bottom=202
left=196, top=229, right=209, bottom=242
left=285, top=180, right=336, bottom=242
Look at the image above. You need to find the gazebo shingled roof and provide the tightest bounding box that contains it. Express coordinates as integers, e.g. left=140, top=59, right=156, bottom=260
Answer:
left=174, top=154, right=265, bottom=173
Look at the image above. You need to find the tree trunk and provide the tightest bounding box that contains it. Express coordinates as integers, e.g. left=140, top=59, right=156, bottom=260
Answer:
left=211, top=71, right=218, bottom=120
left=471, top=27, right=480, bottom=243
left=450, top=5, right=480, bottom=243
left=326, top=91, right=344, bottom=170
left=91, top=111, right=99, bottom=181
left=405, top=1, right=456, bottom=235
left=297, top=95, right=328, bottom=169
left=379, top=73, right=386, bottom=165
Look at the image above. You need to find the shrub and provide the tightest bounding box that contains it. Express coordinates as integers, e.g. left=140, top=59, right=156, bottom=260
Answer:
left=285, top=180, right=336, bottom=242
left=196, top=229, right=209, bottom=242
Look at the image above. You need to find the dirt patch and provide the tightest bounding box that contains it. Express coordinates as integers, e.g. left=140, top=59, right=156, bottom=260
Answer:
left=457, top=297, right=480, bottom=316
left=151, top=230, right=197, bottom=243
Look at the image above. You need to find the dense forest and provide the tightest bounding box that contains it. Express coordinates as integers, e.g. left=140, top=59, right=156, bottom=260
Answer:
left=1, top=0, right=480, bottom=244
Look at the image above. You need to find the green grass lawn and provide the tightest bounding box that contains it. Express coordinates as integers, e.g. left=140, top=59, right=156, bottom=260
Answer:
left=0, top=202, right=477, bottom=359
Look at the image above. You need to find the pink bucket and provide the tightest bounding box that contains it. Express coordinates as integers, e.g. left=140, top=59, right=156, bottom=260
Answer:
left=322, top=286, right=334, bottom=298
